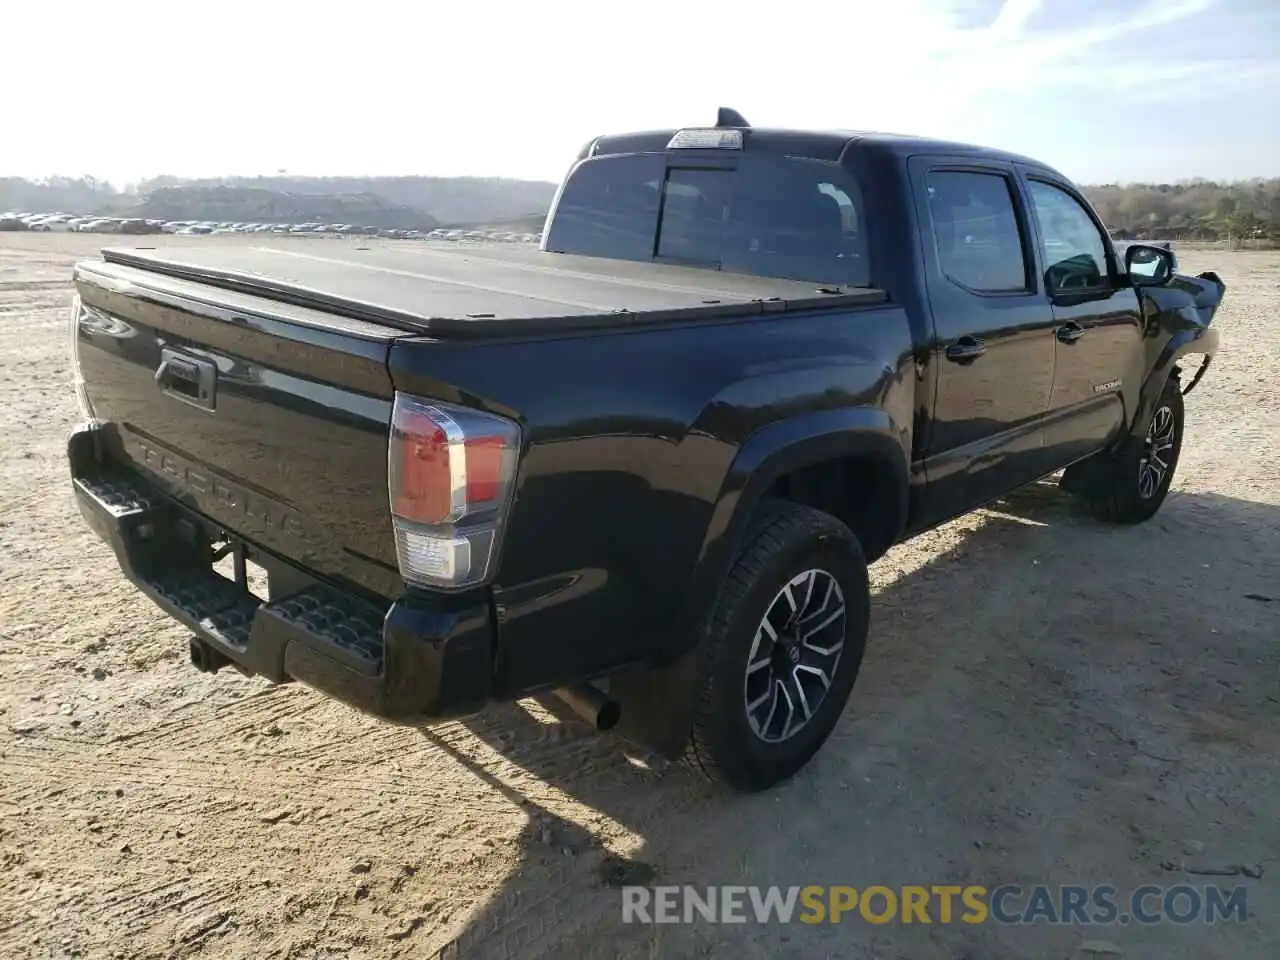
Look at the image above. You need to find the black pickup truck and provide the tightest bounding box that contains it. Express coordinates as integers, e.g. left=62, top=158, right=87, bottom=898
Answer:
left=68, top=110, right=1224, bottom=792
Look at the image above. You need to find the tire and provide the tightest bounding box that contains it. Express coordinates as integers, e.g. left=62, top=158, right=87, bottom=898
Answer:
left=1082, top=375, right=1185, bottom=524
left=684, top=501, right=870, bottom=792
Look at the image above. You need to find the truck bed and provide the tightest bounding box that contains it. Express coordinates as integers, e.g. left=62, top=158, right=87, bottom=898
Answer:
left=100, top=241, right=885, bottom=338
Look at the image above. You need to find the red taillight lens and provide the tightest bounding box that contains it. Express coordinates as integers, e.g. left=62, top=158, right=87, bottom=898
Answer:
left=388, top=395, right=521, bottom=590
left=463, top=435, right=507, bottom=505
left=390, top=407, right=452, bottom=523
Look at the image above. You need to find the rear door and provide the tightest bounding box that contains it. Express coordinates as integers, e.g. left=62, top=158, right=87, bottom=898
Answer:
left=1017, top=172, right=1144, bottom=467
left=909, top=157, right=1057, bottom=526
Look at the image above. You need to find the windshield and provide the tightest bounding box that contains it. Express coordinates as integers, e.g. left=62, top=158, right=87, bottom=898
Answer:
left=545, top=154, right=870, bottom=287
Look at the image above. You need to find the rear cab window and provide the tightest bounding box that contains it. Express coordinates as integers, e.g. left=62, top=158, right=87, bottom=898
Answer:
left=545, top=155, right=661, bottom=262
left=545, top=153, right=871, bottom=288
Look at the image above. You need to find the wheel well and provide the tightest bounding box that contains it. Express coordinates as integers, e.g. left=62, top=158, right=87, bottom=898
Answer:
left=763, top=456, right=902, bottom=562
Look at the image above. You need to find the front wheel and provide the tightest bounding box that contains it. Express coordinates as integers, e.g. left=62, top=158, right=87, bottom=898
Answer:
left=1078, top=375, right=1185, bottom=523
left=684, top=501, right=870, bottom=792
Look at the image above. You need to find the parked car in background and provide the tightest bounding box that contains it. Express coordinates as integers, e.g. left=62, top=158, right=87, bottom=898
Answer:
left=119, top=219, right=160, bottom=235
left=28, top=214, right=78, bottom=232
left=76, top=219, right=122, bottom=234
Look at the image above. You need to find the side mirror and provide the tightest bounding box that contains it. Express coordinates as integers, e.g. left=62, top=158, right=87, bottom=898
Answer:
left=1124, top=243, right=1176, bottom=287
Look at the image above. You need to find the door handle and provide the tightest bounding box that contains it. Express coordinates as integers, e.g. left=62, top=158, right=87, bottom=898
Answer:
left=1056, top=322, right=1085, bottom=344
left=945, top=336, right=986, bottom=363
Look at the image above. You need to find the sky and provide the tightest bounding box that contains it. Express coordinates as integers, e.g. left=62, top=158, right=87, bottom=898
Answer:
left=5, top=0, right=1278, bottom=186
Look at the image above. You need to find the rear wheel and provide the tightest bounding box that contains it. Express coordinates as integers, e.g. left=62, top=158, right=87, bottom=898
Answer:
left=1078, top=375, right=1185, bottom=524
left=684, top=501, right=870, bottom=792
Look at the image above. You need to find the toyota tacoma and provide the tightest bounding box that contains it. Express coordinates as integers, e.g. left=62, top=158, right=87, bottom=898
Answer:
left=67, top=109, right=1224, bottom=791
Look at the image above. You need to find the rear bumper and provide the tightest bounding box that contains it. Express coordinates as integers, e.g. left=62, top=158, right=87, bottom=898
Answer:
left=68, top=424, right=493, bottom=723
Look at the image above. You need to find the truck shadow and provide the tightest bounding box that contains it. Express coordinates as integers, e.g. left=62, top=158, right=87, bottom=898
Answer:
left=418, top=483, right=1278, bottom=960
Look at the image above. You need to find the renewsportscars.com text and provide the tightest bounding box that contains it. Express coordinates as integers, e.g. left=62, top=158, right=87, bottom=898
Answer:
left=621, top=884, right=1249, bottom=926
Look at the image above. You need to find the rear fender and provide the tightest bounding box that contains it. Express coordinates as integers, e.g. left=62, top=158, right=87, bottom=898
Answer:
left=679, top=406, right=908, bottom=641
left=611, top=406, right=908, bottom=760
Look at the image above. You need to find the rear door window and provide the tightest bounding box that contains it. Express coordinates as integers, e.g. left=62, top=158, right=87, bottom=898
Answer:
left=925, top=170, right=1030, bottom=293
left=546, top=155, right=870, bottom=287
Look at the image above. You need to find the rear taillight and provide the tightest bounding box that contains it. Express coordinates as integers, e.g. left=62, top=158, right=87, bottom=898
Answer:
left=388, top=394, right=521, bottom=591
left=68, top=294, right=95, bottom=421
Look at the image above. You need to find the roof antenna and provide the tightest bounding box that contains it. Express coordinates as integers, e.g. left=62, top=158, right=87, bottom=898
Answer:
left=716, top=107, right=750, bottom=128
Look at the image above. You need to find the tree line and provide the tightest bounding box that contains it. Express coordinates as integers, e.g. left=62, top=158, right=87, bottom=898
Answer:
left=1, top=175, right=556, bottom=229
left=3, top=175, right=1278, bottom=240
left=1082, top=178, right=1279, bottom=240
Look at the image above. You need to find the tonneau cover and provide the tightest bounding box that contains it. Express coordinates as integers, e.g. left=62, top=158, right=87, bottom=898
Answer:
left=100, top=241, right=885, bottom=338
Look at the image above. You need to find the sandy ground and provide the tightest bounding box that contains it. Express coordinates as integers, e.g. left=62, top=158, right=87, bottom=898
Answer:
left=1, top=233, right=1276, bottom=960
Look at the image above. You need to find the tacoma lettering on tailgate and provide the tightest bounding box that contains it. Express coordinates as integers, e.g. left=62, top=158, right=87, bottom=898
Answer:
left=135, top=439, right=319, bottom=546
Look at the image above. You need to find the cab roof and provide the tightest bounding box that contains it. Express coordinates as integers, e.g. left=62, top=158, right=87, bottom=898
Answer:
left=588, top=125, right=1054, bottom=174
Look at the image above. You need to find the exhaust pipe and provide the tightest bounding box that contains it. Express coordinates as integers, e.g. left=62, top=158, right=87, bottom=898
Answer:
left=189, top=637, right=230, bottom=674
left=553, top=682, right=621, bottom=732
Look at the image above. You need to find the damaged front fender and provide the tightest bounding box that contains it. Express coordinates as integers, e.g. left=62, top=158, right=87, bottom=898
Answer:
left=1130, top=269, right=1225, bottom=434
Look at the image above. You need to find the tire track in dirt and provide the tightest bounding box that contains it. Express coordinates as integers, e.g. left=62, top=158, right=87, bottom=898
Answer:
left=1, top=736, right=520, bottom=814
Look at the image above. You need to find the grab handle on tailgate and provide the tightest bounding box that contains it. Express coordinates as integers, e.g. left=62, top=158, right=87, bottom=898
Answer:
left=155, top=347, right=217, bottom=412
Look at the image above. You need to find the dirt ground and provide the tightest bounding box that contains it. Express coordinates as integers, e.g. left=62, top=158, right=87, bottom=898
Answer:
left=1, top=233, right=1276, bottom=960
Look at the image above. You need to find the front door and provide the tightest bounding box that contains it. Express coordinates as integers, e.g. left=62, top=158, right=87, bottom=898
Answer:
left=1019, top=174, right=1144, bottom=468
left=909, top=159, right=1057, bottom=529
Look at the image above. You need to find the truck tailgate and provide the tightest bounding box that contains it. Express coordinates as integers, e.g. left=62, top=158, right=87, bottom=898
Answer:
left=72, top=258, right=403, bottom=600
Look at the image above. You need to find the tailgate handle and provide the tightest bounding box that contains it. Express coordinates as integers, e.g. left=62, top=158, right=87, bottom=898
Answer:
left=156, top=349, right=217, bottom=411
